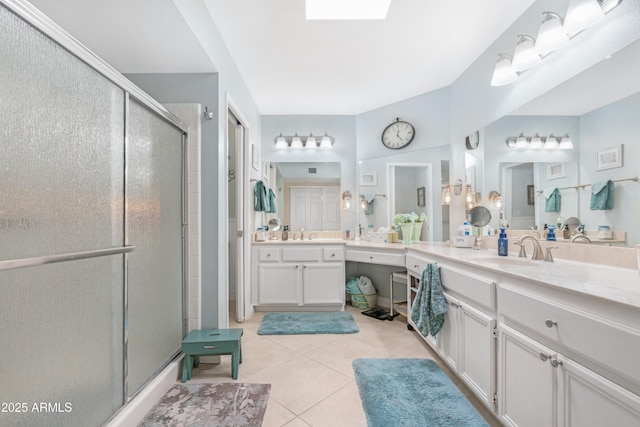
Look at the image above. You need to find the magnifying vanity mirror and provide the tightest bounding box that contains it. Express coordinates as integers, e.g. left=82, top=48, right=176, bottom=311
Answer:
left=267, top=217, right=281, bottom=232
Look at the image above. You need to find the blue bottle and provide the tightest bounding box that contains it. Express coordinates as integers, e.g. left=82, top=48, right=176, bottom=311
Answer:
left=547, top=226, right=557, bottom=241
left=498, top=228, right=508, bottom=256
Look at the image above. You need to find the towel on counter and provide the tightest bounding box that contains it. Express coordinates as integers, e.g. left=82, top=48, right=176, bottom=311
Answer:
left=267, top=188, right=277, bottom=213
left=591, top=180, right=614, bottom=210
left=543, top=187, right=561, bottom=212
left=254, top=180, right=269, bottom=212
left=364, top=193, right=375, bottom=215
left=410, top=263, right=447, bottom=337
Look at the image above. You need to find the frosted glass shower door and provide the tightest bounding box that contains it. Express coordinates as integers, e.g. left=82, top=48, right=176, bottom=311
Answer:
left=126, top=99, right=185, bottom=397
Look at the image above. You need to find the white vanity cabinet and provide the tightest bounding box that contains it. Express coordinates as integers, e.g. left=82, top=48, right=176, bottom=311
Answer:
left=253, top=244, right=345, bottom=310
left=497, top=282, right=640, bottom=427
left=405, top=250, right=498, bottom=408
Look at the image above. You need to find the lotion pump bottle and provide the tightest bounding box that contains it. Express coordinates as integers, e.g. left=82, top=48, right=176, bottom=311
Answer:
left=498, top=228, right=508, bottom=256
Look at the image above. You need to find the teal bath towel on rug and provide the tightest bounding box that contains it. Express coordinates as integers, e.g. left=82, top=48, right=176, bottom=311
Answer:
left=590, top=180, right=614, bottom=210
left=410, top=263, right=446, bottom=337
left=543, top=187, right=561, bottom=212
left=353, top=358, right=489, bottom=427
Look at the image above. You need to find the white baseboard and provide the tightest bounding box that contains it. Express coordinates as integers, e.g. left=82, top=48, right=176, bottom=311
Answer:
left=104, top=355, right=183, bottom=427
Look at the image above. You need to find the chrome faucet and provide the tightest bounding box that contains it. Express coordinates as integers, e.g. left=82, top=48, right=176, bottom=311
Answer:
left=570, top=234, right=591, bottom=244
left=515, top=235, right=544, bottom=260
left=300, top=228, right=305, bottom=241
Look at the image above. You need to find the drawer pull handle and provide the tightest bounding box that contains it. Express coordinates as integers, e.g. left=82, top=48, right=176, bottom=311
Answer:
left=414, top=264, right=419, bottom=269
left=203, top=346, right=218, bottom=350
left=369, top=256, right=374, bottom=259
left=539, top=353, right=550, bottom=361
left=545, top=319, right=558, bottom=328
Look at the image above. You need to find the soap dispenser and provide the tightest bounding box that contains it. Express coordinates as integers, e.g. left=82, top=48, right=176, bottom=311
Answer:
left=498, top=228, right=508, bottom=256
left=546, top=225, right=556, bottom=241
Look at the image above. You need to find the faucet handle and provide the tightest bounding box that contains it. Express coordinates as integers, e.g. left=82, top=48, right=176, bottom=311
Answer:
left=515, top=242, right=527, bottom=258
left=544, top=246, right=558, bottom=262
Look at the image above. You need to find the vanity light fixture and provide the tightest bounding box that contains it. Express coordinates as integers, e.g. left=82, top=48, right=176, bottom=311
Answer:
left=360, top=195, right=368, bottom=209
left=441, top=186, right=452, bottom=205
left=558, top=134, right=574, bottom=149
left=490, top=0, right=622, bottom=86
left=564, top=0, right=604, bottom=35
left=274, top=133, right=334, bottom=150
left=342, top=191, right=352, bottom=210
left=490, top=53, right=518, bottom=87
left=512, top=35, right=541, bottom=72
left=536, top=12, right=570, bottom=56
left=505, top=133, right=573, bottom=150
left=465, top=184, right=475, bottom=204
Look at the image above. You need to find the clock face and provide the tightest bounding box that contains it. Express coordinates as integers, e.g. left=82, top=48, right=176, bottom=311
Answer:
left=382, top=120, right=415, bottom=149
left=465, top=131, right=480, bottom=150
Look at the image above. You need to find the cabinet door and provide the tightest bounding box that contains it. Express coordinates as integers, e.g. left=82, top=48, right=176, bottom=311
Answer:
left=439, top=293, right=461, bottom=372
left=258, top=263, right=301, bottom=305
left=459, top=301, right=496, bottom=406
left=302, top=263, right=344, bottom=304
left=499, top=325, right=555, bottom=427
left=557, top=355, right=640, bottom=427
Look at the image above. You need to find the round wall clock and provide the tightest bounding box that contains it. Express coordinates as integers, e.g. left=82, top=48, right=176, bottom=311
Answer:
left=381, top=118, right=415, bottom=149
left=465, top=131, right=480, bottom=150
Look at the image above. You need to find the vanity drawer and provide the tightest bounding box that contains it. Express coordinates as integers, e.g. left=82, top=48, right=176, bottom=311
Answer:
left=406, top=252, right=436, bottom=276
left=346, top=248, right=405, bottom=266
left=323, top=247, right=344, bottom=261
left=282, top=247, right=321, bottom=262
left=258, top=247, right=280, bottom=262
left=439, top=265, right=495, bottom=313
left=499, top=284, right=640, bottom=387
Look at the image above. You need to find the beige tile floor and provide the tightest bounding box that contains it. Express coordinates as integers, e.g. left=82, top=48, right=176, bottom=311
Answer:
left=185, top=305, right=501, bottom=427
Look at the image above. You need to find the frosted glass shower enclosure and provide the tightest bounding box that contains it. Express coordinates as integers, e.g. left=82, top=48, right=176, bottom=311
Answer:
left=0, top=1, right=188, bottom=426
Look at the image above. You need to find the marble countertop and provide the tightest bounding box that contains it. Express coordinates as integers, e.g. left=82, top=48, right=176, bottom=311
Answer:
left=405, top=243, right=640, bottom=310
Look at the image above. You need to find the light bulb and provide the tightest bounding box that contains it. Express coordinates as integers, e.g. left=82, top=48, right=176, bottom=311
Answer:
left=544, top=134, right=559, bottom=149
left=558, top=135, right=574, bottom=149
left=515, top=133, right=528, bottom=148
left=306, top=134, right=316, bottom=149
left=529, top=134, right=543, bottom=148
left=564, top=0, right=604, bottom=36
left=290, top=133, right=303, bottom=149
left=491, top=53, right=517, bottom=86
left=275, top=133, right=288, bottom=149
left=536, top=12, right=569, bottom=56
left=512, top=35, right=541, bottom=72
left=320, top=133, right=332, bottom=149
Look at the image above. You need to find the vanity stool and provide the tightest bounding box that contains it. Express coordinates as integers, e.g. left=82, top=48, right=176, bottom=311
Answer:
left=181, top=328, right=243, bottom=382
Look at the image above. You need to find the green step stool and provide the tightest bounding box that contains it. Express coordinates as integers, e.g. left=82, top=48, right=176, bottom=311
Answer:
left=181, top=328, right=243, bottom=382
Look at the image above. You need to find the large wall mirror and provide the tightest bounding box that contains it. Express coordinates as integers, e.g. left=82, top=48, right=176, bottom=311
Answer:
left=468, top=40, right=640, bottom=246
left=267, top=162, right=341, bottom=231
left=357, top=145, right=450, bottom=241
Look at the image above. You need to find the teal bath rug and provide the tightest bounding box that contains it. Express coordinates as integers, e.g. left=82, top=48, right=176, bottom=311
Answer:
left=353, top=358, right=489, bottom=427
left=139, top=382, right=270, bottom=427
left=257, top=312, right=359, bottom=335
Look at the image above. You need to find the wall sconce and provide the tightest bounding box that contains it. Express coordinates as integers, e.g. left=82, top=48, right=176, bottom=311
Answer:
left=342, top=191, right=352, bottom=209
left=506, top=133, right=573, bottom=149
left=489, top=191, right=503, bottom=208
left=441, top=179, right=463, bottom=205
left=274, top=132, right=334, bottom=149
left=490, top=0, right=622, bottom=86
left=360, top=195, right=368, bottom=209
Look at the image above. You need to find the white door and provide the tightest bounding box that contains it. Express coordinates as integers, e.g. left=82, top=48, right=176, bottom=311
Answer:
left=302, top=263, right=344, bottom=304
left=557, top=355, right=640, bottom=427
left=323, top=187, right=341, bottom=230
left=258, top=263, right=301, bottom=305
left=459, top=301, right=496, bottom=406
left=439, top=293, right=461, bottom=371
left=498, top=324, right=555, bottom=427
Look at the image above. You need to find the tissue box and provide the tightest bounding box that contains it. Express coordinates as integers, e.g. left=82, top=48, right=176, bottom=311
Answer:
left=370, top=231, right=387, bottom=243
left=452, top=235, right=475, bottom=248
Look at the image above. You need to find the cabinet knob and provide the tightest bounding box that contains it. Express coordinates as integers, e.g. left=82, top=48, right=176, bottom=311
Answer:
left=266, top=254, right=271, bottom=257
left=331, top=253, right=335, bottom=257
left=550, top=356, right=563, bottom=368
left=295, top=265, right=299, bottom=269
left=545, top=319, right=558, bottom=328
left=414, top=264, right=419, bottom=269
left=539, top=353, right=550, bottom=361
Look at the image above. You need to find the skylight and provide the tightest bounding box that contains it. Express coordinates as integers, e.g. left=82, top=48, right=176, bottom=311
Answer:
left=305, top=0, right=393, bottom=20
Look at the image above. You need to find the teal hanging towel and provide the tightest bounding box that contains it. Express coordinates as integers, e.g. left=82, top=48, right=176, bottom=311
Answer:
left=590, top=180, right=614, bottom=210
left=267, top=188, right=277, bottom=213
left=543, top=187, right=561, bottom=212
left=254, top=180, right=268, bottom=212
left=363, top=193, right=375, bottom=215
left=410, top=263, right=447, bottom=337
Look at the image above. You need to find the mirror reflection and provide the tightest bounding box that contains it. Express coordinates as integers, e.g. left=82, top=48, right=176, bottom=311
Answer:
left=468, top=40, right=640, bottom=246
left=267, top=162, right=341, bottom=231
left=357, top=146, right=450, bottom=242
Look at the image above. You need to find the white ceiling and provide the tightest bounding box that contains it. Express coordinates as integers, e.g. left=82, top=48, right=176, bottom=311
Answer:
left=22, top=0, right=639, bottom=116
left=26, top=0, right=535, bottom=115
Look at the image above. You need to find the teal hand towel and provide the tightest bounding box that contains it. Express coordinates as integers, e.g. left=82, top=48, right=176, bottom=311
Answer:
left=254, top=180, right=268, bottom=212
left=267, top=188, right=277, bottom=213
left=364, top=193, right=375, bottom=215
left=544, top=187, right=561, bottom=212
left=590, top=180, right=614, bottom=210
left=410, top=263, right=447, bottom=337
